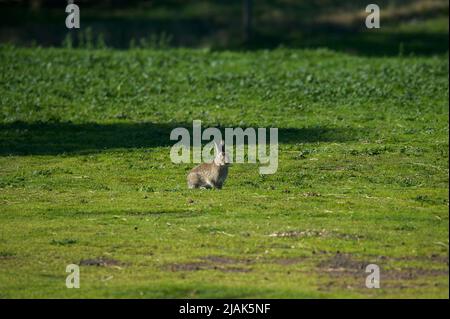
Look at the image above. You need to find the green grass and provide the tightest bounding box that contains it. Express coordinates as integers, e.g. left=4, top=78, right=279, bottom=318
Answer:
left=0, top=46, right=448, bottom=298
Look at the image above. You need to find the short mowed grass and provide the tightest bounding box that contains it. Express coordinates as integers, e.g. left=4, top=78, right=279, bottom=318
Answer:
left=0, top=46, right=448, bottom=298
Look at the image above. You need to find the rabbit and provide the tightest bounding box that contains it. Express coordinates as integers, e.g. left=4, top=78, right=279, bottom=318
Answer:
left=187, top=140, right=230, bottom=189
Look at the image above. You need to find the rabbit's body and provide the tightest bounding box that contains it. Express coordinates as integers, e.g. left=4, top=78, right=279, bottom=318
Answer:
left=187, top=162, right=228, bottom=189
left=187, top=140, right=230, bottom=189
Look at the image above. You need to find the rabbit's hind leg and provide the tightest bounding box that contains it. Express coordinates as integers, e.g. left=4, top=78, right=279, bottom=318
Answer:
left=188, top=182, right=197, bottom=189
left=187, top=172, right=200, bottom=189
left=200, top=180, right=214, bottom=189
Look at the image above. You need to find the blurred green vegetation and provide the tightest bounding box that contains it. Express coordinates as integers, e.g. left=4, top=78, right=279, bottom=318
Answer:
left=0, top=0, right=448, bottom=55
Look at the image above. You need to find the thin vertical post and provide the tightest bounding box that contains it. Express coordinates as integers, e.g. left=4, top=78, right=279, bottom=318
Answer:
left=243, top=0, right=252, bottom=44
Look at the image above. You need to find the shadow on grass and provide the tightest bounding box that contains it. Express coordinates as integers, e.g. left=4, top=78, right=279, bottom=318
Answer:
left=0, top=1, right=448, bottom=56
left=2, top=17, right=448, bottom=56
left=245, top=29, right=450, bottom=56
left=37, top=208, right=200, bottom=219
left=0, top=121, right=359, bottom=156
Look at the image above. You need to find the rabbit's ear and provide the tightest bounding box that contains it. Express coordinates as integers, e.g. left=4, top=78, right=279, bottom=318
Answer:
left=214, top=140, right=220, bottom=155
left=220, top=140, right=225, bottom=153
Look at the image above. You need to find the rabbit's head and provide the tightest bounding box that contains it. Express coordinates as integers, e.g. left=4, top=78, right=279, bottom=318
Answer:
left=213, top=140, right=230, bottom=166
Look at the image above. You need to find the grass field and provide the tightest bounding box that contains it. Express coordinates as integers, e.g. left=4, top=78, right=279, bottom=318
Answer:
left=0, top=46, right=448, bottom=298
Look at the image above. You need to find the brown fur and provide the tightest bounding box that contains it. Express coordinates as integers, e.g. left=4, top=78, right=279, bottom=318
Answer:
left=187, top=140, right=230, bottom=189
left=187, top=162, right=228, bottom=189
